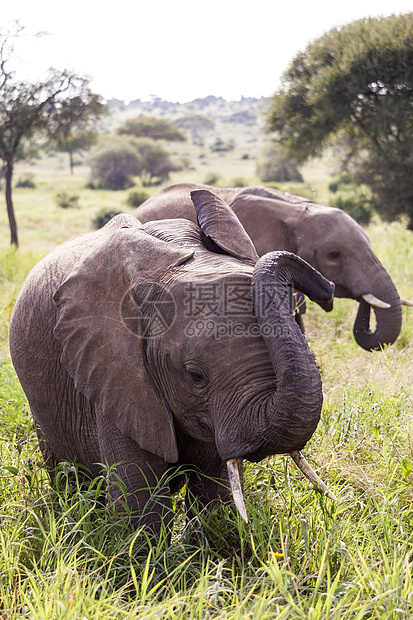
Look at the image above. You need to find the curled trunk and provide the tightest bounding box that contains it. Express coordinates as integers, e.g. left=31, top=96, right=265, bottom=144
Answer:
left=353, top=281, right=402, bottom=351
left=238, top=251, right=334, bottom=461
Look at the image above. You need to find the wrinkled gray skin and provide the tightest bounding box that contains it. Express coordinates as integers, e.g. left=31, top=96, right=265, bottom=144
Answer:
left=9, top=189, right=334, bottom=536
left=137, top=183, right=403, bottom=351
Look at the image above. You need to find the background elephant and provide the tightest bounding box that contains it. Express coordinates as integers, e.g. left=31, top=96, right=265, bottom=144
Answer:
left=137, top=182, right=409, bottom=351
left=9, top=189, right=334, bottom=535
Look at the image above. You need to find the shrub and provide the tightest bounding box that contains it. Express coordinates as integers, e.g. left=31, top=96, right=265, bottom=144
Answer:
left=89, top=141, right=141, bottom=190
left=329, top=185, right=373, bottom=225
left=92, top=207, right=123, bottom=229
left=231, top=176, right=247, bottom=187
left=328, top=172, right=352, bottom=194
left=133, top=137, right=182, bottom=185
left=210, top=138, right=235, bottom=152
left=126, top=189, right=149, bottom=208
left=15, top=174, right=36, bottom=189
left=257, top=142, right=303, bottom=183
left=54, top=191, right=80, bottom=209
left=117, top=115, right=186, bottom=142
left=203, top=172, right=220, bottom=186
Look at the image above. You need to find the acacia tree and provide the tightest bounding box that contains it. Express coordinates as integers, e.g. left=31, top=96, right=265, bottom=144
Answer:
left=117, top=115, right=186, bottom=142
left=49, top=94, right=107, bottom=174
left=267, top=13, right=413, bottom=226
left=174, top=115, right=214, bottom=144
left=0, top=24, right=105, bottom=246
left=89, top=136, right=182, bottom=189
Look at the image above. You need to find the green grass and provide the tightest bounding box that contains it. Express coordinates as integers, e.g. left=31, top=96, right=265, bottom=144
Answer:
left=1, top=152, right=413, bottom=618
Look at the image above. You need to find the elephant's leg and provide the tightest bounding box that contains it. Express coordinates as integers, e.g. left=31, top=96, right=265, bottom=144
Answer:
left=177, top=439, right=236, bottom=520
left=96, top=413, right=173, bottom=537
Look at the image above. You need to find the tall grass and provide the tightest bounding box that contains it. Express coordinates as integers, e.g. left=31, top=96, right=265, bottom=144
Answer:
left=1, top=161, right=413, bottom=618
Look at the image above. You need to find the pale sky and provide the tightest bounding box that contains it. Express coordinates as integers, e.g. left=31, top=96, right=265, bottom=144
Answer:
left=2, top=0, right=412, bottom=103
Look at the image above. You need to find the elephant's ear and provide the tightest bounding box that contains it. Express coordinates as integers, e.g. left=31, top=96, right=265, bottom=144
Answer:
left=190, top=189, right=259, bottom=263
left=53, top=214, right=193, bottom=463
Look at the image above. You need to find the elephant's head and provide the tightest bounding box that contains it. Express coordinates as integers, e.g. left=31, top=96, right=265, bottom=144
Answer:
left=229, top=187, right=408, bottom=352
left=292, top=205, right=403, bottom=351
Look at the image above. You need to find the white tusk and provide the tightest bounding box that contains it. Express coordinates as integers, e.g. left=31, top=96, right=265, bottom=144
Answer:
left=227, top=458, right=248, bottom=523
left=362, top=293, right=391, bottom=309
left=401, top=298, right=413, bottom=307
left=289, top=450, right=337, bottom=501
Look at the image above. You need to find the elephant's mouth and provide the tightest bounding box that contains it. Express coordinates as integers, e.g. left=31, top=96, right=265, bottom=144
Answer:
left=226, top=452, right=336, bottom=523
left=330, top=283, right=353, bottom=298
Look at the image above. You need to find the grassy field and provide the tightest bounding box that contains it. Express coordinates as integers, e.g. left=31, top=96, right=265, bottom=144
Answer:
left=0, top=149, right=413, bottom=618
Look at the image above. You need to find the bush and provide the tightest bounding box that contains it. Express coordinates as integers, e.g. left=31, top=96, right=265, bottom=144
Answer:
left=257, top=142, right=303, bottom=183
left=118, top=115, right=186, bottom=142
left=54, top=191, right=80, bottom=209
left=231, top=176, right=247, bottom=187
left=328, top=173, right=352, bottom=194
left=133, top=137, right=182, bottom=185
left=92, top=207, right=123, bottom=229
left=126, top=189, right=149, bottom=208
left=15, top=174, right=36, bottom=189
left=210, top=138, right=235, bottom=152
left=329, top=184, right=373, bottom=225
left=89, top=140, right=141, bottom=190
left=203, top=172, right=220, bottom=186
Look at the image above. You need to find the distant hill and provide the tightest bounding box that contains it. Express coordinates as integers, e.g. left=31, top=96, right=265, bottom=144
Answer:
left=105, top=95, right=269, bottom=128
left=103, top=95, right=271, bottom=187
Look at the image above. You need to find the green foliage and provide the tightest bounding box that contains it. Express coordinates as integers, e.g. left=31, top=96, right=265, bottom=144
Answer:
left=268, top=13, right=413, bottom=225
left=92, top=207, right=123, bottom=229
left=89, top=135, right=183, bottom=189
left=353, top=144, right=413, bottom=228
left=125, top=189, right=149, bottom=208
left=0, top=24, right=105, bottom=245
left=231, top=176, right=247, bottom=187
left=0, top=248, right=43, bottom=354
left=210, top=137, right=235, bottom=152
left=328, top=178, right=373, bottom=225
left=132, top=136, right=183, bottom=185
left=89, top=138, right=141, bottom=190
left=257, top=141, right=303, bottom=183
left=48, top=94, right=107, bottom=174
left=54, top=191, right=80, bottom=209
left=174, top=115, right=215, bottom=144
left=15, top=174, right=36, bottom=189
left=118, top=115, right=186, bottom=142
left=203, top=172, right=220, bottom=185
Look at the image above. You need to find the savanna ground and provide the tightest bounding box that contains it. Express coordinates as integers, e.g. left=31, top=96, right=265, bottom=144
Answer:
left=0, top=118, right=412, bottom=619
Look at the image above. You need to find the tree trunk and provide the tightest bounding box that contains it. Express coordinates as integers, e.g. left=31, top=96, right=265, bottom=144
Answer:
left=5, top=162, right=18, bottom=247
left=69, top=149, right=74, bottom=175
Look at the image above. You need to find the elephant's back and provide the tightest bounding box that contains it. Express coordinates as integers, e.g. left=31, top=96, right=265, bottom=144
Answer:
left=136, top=182, right=241, bottom=224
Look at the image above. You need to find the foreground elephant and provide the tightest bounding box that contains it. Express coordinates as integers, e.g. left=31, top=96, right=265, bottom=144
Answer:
left=9, top=190, right=335, bottom=535
left=137, top=182, right=409, bottom=351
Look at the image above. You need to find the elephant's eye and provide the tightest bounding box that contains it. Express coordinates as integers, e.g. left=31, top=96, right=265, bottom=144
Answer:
left=327, top=249, right=342, bottom=261
left=185, top=364, right=208, bottom=388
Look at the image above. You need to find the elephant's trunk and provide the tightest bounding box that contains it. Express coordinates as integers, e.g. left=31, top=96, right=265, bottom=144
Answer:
left=244, top=251, right=334, bottom=461
left=223, top=252, right=335, bottom=521
left=353, top=276, right=402, bottom=351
